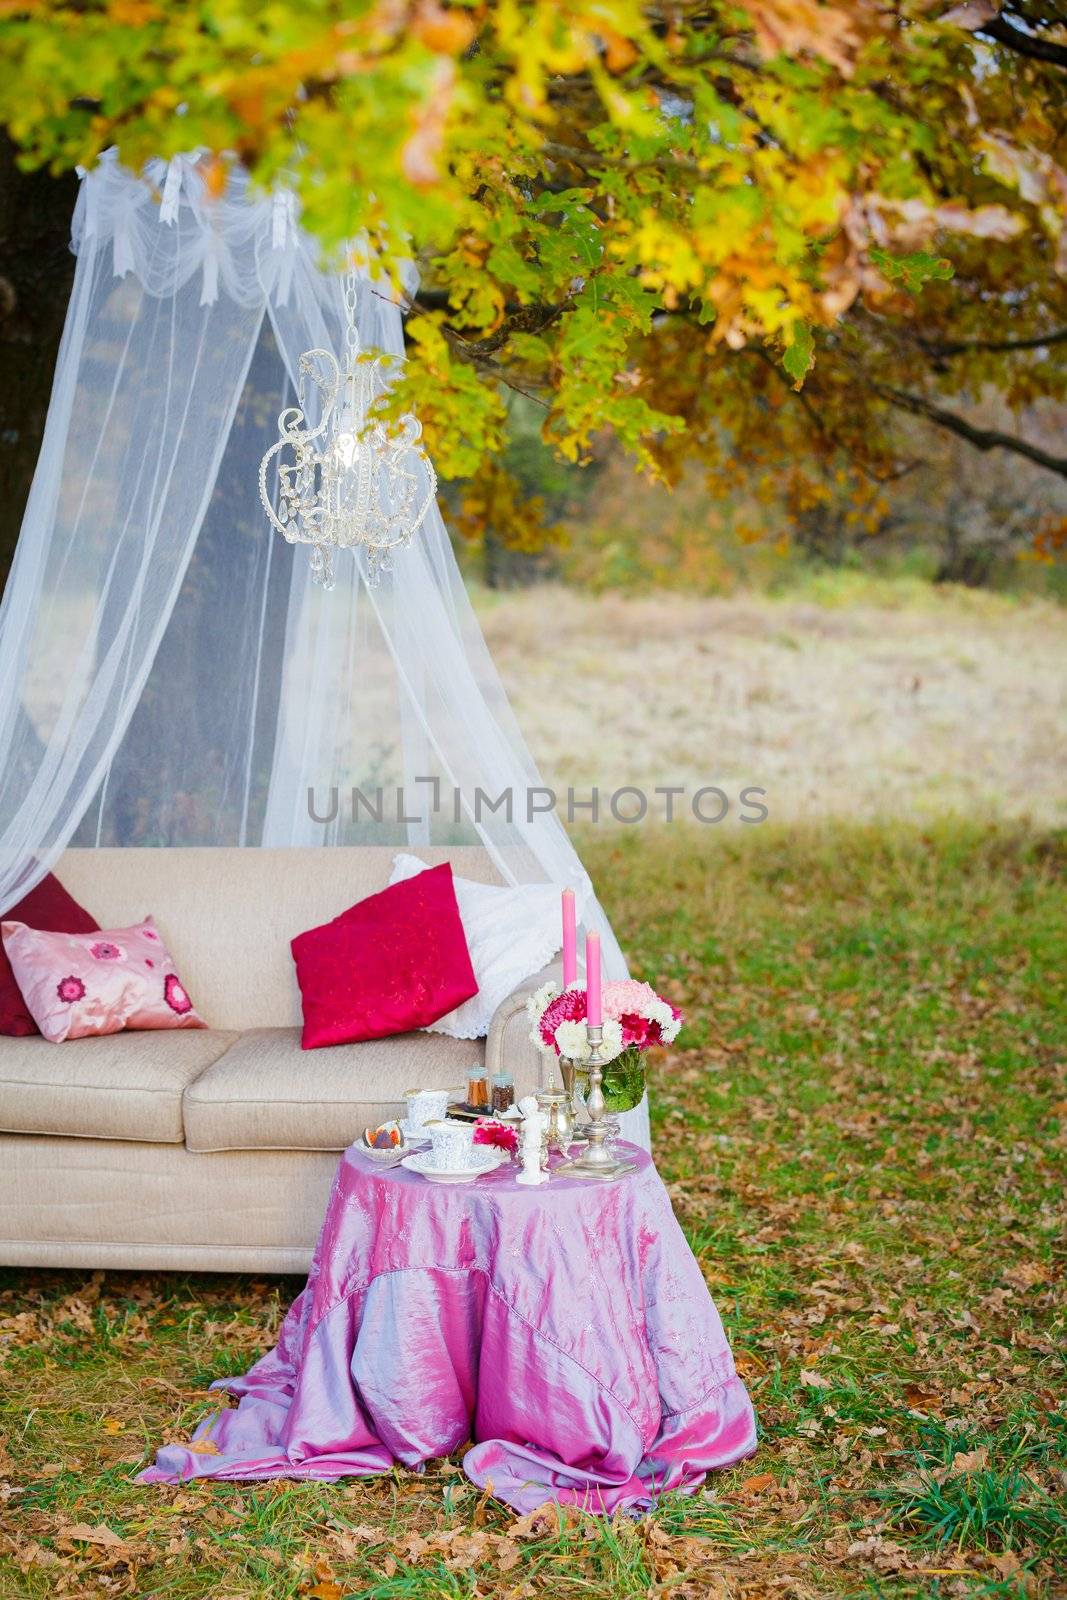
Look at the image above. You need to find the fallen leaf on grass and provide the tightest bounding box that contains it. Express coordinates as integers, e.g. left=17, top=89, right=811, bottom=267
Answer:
left=471, top=1479, right=493, bottom=1528
left=1003, top=1261, right=1048, bottom=1290
left=903, top=1385, right=942, bottom=1411
left=847, top=1534, right=913, bottom=1573
left=496, top=1539, right=523, bottom=1572
left=308, top=1584, right=346, bottom=1600
left=505, top=1502, right=568, bottom=1539
left=951, top=1446, right=989, bottom=1473
left=799, top=1369, right=832, bottom=1389
left=16, top=1541, right=60, bottom=1569
left=740, top=1472, right=775, bottom=1493
left=330, top=1524, right=382, bottom=1554
left=56, top=1522, right=128, bottom=1551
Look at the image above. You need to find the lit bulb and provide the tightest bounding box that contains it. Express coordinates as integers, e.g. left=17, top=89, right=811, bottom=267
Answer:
left=332, top=431, right=357, bottom=470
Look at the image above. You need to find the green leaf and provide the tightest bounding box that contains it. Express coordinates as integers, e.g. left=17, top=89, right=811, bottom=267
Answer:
left=783, top=324, right=815, bottom=388
left=870, top=248, right=955, bottom=292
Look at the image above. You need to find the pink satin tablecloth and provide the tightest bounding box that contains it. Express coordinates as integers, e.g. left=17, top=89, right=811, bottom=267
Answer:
left=140, top=1143, right=757, bottom=1512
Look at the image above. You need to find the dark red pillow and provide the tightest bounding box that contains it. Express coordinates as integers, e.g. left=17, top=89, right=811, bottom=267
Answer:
left=291, top=862, right=478, bottom=1050
left=0, top=872, right=100, bottom=1036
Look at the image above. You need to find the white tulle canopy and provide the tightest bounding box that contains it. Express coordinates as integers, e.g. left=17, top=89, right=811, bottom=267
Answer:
left=0, top=151, right=628, bottom=987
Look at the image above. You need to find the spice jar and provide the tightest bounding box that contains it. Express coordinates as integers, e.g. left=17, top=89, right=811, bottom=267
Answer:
left=491, top=1071, right=514, bottom=1114
left=466, top=1066, right=490, bottom=1110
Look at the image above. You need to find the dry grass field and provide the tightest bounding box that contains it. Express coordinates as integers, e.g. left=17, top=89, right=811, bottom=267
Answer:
left=477, top=582, right=1067, bottom=826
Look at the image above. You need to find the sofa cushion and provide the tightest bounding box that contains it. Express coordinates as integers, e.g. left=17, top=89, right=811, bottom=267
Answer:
left=183, top=1027, right=482, bottom=1153
left=389, top=854, right=563, bottom=1039
left=292, top=864, right=478, bottom=1049
left=1, top=916, right=205, bottom=1043
left=0, top=871, right=100, bottom=1037
left=0, top=1029, right=239, bottom=1144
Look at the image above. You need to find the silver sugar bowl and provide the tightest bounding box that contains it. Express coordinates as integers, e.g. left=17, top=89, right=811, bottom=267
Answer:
left=535, top=1079, right=574, bottom=1157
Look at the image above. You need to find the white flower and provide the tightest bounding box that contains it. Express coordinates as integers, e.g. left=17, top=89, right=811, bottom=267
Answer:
left=645, top=997, right=681, bottom=1044
left=525, top=981, right=559, bottom=1048
left=525, top=981, right=558, bottom=1026
left=554, top=1017, right=624, bottom=1064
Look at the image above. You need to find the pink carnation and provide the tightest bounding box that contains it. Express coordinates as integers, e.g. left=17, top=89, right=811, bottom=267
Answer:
left=618, top=1012, right=661, bottom=1048
left=538, top=987, right=587, bottom=1052
left=602, top=979, right=682, bottom=1051
left=603, top=979, right=660, bottom=1018
left=474, top=1120, right=518, bottom=1154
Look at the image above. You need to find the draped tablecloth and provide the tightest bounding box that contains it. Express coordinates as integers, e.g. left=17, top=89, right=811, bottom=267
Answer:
left=139, top=1143, right=756, bottom=1513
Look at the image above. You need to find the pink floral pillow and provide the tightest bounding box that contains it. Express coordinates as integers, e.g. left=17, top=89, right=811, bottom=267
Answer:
left=0, top=917, right=204, bottom=1043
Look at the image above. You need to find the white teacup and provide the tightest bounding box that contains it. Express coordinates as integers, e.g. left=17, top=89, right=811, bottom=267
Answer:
left=425, top=1119, right=476, bottom=1172
left=405, top=1088, right=450, bottom=1130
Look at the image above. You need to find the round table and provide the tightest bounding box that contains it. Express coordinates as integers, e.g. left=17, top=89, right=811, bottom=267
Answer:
left=140, top=1142, right=756, bottom=1513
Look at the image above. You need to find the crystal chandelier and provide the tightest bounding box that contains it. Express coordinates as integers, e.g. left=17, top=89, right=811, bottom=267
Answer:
left=258, top=268, right=437, bottom=588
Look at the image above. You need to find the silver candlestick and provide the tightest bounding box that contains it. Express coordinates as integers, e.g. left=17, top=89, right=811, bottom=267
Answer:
left=559, top=1056, right=591, bottom=1130
left=558, top=1024, right=631, bottom=1180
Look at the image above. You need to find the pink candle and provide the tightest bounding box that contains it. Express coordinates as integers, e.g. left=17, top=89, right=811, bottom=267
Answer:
left=561, top=888, right=577, bottom=988
left=585, top=931, right=602, bottom=1026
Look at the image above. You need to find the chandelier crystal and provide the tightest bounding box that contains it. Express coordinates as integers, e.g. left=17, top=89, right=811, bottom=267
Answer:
left=259, top=269, right=436, bottom=588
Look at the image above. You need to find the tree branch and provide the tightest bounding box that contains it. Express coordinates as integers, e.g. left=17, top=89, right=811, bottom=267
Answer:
left=915, top=326, right=1067, bottom=357
left=874, top=381, right=1067, bottom=477
left=977, top=14, right=1067, bottom=68
left=740, top=343, right=922, bottom=482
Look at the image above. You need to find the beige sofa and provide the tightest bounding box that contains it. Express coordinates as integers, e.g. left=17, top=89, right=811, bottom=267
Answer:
left=0, top=846, right=554, bottom=1274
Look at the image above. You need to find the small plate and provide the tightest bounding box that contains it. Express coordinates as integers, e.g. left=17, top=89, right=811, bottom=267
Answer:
left=401, top=1148, right=504, bottom=1184
left=358, top=1119, right=409, bottom=1162
left=358, top=1143, right=408, bottom=1165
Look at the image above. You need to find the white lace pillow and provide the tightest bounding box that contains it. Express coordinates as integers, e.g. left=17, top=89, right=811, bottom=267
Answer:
left=389, top=854, right=562, bottom=1039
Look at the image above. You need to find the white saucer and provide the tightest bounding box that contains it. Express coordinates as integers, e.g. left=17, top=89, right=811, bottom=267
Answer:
left=401, top=1148, right=504, bottom=1184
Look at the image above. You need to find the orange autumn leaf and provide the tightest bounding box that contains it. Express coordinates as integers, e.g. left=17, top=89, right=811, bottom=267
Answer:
left=741, top=1471, right=775, bottom=1493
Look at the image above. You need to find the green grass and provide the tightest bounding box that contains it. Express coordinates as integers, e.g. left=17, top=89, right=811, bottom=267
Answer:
left=1, top=821, right=1064, bottom=1598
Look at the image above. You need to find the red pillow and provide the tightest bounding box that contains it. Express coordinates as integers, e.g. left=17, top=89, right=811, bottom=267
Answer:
left=0, top=872, right=100, bottom=1036
left=292, top=862, right=478, bottom=1050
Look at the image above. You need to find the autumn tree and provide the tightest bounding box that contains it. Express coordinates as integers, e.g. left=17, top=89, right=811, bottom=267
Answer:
left=0, top=0, right=1064, bottom=562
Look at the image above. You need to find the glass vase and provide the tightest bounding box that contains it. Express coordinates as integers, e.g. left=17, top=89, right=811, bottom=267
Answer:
left=600, top=1045, right=645, bottom=1112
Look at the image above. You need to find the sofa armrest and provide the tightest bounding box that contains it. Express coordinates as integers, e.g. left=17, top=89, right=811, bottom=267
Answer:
left=485, top=959, right=563, bottom=1101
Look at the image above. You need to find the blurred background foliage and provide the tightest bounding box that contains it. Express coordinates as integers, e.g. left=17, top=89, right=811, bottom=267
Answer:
left=0, top=2, right=1065, bottom=598
left=446, top=390, right=1067, bottom=600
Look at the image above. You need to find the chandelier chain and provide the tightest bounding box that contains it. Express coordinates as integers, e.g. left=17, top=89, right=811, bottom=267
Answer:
left=343, top=269, right=361, bottom=364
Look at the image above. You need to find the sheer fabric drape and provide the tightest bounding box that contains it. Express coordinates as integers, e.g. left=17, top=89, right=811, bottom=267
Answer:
left=0, top=151, right=647, bottom=1144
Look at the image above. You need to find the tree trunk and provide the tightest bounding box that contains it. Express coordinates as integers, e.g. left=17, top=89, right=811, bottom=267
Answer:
left=0, top=138, right=77, bottom=594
